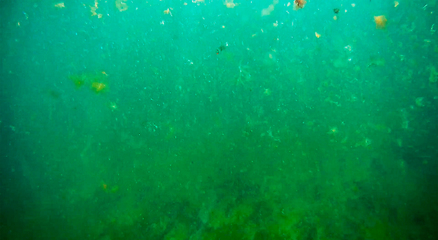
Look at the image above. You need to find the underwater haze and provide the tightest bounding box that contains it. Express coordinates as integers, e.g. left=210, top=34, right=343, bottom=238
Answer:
left=1, top=0, right=438, bottom=239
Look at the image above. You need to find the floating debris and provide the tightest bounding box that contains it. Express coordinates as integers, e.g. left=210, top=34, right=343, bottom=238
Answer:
left=374, top=15, right=387, bottom=29
left=69, top=71, right=109, bottom=94
left=216, top=43, right=227, bottom=55
left=293, top=0, right=306, bottom=10
left=91, top=82, right=107, bottom=93
left=262, top=0, right=278, bottom=16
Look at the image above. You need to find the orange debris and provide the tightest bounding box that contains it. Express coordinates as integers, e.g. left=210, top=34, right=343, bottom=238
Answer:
left=374, top=15, right=387, bottom=29
left=293, top=0, right=306, bottom=10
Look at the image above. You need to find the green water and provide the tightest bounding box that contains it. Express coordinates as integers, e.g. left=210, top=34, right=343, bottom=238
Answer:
left=1, top=0, right=438, bottom=239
